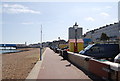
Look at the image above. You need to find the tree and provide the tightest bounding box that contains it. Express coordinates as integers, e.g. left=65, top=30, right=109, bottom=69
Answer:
left=100, top=33, right=109, bottom=41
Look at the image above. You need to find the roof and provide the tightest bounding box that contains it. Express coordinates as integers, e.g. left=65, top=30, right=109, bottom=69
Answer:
left=69, top=39, right=84, bottom=43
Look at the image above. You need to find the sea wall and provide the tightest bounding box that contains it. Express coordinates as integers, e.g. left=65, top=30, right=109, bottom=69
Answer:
left=57, top=49, right=120, bottom=81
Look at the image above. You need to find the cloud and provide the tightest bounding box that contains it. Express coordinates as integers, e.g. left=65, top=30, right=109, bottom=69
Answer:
left=2, top=4, right=41, bottom=14
left=92, top=6, right=112, bottom=11
left=100, top=12, right=110, bottom=17
left=92, top=8, right=101, bottom=11
left=85, top=17, right=95, bottom=22
left=105, top=6, right=112, bottom=9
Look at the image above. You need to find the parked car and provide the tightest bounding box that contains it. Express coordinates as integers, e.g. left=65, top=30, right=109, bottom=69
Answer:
left=114, top=53, right=120, bottom=63
left=79, top=44, right=119, bottom=59
left=61, top=46, right=68, bottom=50
left=61, top=46, right=70, bottom=51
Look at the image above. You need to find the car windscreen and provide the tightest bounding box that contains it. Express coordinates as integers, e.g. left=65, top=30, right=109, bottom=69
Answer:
left=79, top=44, right=94, bottom=54
left=84, top=44, right=94, bottom=51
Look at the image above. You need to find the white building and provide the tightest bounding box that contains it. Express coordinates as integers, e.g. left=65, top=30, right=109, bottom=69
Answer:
left=85, top=22, right=120, bottom=42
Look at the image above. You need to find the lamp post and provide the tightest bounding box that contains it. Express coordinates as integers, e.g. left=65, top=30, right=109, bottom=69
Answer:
left=58, top=37, right=60, bottom=48
left=74, top=22, right=78, bottom=53
left=40, top=25, right=42, bottom=61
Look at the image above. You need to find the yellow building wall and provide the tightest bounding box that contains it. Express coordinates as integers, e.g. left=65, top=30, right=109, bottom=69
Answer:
left=77, top=43, right=84, bottom=52
left=69, top=42, right=74, bottom=52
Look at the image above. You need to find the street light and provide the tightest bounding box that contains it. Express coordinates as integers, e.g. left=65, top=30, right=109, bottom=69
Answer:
left=73, top=22, right=78, bottom=53
left=58, top=37, right=60, bottom=48
left=40, top=25, right=42, bottom=61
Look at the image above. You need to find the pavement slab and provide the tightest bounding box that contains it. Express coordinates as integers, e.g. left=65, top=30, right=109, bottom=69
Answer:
left=37, top=48, right=92, bottom=80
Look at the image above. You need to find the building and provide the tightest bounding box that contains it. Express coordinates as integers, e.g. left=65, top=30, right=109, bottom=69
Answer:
left=69, top=22, right=83, bottom=39
left=85, top=21, right=120, bottom=42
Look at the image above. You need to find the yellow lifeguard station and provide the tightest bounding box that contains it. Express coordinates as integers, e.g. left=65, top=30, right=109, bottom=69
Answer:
left=69, top=39, right=84, bottom=53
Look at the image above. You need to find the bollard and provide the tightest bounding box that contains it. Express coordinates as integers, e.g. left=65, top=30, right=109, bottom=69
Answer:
left=54, top=48, right=57, bottom=53
left=56, top=49, right=59, bottom=53
left=59, top=50, right=62, bottom=56
left=55, top=48, right=60, bottom=54
left=63, top=50, right=68, bottom=60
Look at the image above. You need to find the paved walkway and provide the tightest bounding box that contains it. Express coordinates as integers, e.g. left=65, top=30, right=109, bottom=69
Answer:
left=37, top=48, right=92, bottom=80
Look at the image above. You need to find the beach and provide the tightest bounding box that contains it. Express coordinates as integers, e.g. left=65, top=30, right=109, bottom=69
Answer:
left=2, top=48, right=40, bottom=79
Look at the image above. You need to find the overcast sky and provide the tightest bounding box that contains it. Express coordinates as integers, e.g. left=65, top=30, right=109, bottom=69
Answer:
left=0, top=1, right=119, bottom=44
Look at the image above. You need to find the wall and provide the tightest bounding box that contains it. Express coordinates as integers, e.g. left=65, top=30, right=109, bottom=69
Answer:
left=59, top=49, right=120, bottom=81
left=67, top=52, right=89, bottom=71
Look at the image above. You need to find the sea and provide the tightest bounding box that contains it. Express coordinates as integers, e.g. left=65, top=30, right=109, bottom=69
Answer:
left=0, top=47, right=20, bottom=54
left=0, top=50, right=21, bottom=54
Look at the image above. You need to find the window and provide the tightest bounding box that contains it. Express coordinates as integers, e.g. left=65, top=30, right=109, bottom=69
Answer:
left=91, top=46, right=100, bottom=53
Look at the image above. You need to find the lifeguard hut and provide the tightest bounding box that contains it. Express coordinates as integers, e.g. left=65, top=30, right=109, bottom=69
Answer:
left=69, top=39, right=84, bottom=53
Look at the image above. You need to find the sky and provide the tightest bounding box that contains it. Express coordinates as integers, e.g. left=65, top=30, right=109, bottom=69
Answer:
left=0, top=1, right=119, bottom=44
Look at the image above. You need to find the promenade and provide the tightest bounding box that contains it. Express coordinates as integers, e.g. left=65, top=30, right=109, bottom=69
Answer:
left=27, top=48, right=92, bottom=80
